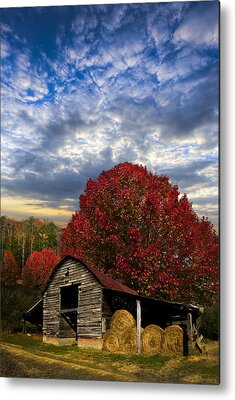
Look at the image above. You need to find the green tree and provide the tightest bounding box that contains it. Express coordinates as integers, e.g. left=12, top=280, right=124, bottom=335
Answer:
left=33, top=221, right=61, bottom=252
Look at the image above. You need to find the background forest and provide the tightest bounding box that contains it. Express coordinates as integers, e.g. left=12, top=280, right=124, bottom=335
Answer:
left=0, top=216, right=61, bottom=269
left=0, top=216, right=61, bottom=332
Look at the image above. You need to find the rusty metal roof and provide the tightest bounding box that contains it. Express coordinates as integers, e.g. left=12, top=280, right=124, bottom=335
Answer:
left=86, top=262, right=138, bottom=295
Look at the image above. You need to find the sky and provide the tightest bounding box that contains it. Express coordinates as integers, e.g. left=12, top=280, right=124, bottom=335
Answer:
left=1, top=0, right=219, bottom=229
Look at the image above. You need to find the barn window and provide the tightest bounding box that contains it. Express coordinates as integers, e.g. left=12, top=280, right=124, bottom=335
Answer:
left=60, top=284, right=80, bottom=310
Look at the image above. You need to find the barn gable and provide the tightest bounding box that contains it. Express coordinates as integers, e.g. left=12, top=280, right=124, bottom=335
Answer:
left=43, top=256, right=105, bottom=346
left=44, top=255, right=137, bottom=296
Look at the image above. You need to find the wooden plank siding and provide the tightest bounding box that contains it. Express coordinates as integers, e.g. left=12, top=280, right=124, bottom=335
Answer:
left=43, top=258, right=103, bottom=340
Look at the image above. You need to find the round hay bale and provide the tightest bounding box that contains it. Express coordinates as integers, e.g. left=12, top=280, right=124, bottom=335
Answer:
left=142, top=324, right=164, bottom=355
left=102, top=329, right=120, bottom=353
left=119, top=327, right=143, bottom=353
left=110, top=309, right=136, bottom=333
left=162, top=325, right=184, bottom=356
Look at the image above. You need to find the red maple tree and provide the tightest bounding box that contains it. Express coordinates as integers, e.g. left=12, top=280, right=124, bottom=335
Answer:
left=22, top=249, right=60, bottom=287
left=0, top=250, right=20, bottom=286
left=60, top=162, right=219, bottom=305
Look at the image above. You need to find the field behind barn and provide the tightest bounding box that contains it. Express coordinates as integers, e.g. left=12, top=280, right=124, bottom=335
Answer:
left=0, top=333, right=219, bottom=385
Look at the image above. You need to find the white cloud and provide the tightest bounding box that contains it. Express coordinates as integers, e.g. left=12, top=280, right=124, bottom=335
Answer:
left=1, top=40, right=10, bottom=58
left=101, top=4, right=128, bottom=33
left=157, top=48, right=213, bottom=84
left=174, top=3, right=218, bottom=48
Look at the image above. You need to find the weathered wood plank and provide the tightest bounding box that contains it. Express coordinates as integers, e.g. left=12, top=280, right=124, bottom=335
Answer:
left=43, top=259, right=103, bottom=339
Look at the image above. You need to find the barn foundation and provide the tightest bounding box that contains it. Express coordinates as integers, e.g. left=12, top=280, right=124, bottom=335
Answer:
left=77, top=337, right=103, bottom=349
left=43, top=335, right=76, bottom=346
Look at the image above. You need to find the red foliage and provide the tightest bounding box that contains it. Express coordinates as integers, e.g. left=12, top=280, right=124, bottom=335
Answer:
left=1, top=250, right=20, bottom=286
left=60, top=162, right=219, bottom=305
left=22, top=249, right=60, bottom=287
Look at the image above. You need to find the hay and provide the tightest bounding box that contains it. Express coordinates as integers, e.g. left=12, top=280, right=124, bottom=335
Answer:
left=110, top=309, right=136, bottom=333
left=162, top=325, right=184, bottom=356
left=103, top=310, right=137, bottom=353
left=142, top=324, right=164, bottom=355
left=102, top=329, right=120, bottom=353
left=119, top=327, right=138, bottom=353
left=119, top=327, right=144, bottom=353
left=103, top=311, right=183, bottom=356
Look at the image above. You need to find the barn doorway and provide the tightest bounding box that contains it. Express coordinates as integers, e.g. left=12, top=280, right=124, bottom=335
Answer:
left=60, top=283, right=79, bottom=310
left=59, top=283, right=80, bottom=342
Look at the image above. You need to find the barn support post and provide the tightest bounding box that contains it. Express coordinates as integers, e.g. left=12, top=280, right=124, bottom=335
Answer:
left=136, top=300, right=142, bottom=354
left=187, top=312, right=193, bottom=355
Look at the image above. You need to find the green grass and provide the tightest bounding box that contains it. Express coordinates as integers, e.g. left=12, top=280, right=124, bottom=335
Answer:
left=0, top=333, right=219, bottom=384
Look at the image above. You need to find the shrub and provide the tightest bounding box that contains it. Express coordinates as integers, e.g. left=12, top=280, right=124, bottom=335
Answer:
left=198, top=305, right=219, bottom=340
left=0, top=285, right=41, bottom=332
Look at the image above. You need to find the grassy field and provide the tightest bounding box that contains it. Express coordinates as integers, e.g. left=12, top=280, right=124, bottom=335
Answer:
left=0, top=333, right=219, bottom=385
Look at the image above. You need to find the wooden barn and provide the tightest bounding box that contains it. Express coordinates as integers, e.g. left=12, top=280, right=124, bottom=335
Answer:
left=23, top=255, right=199, bottom=353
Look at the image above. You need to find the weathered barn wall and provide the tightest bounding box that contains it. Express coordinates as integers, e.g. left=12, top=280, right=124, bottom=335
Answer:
left=43, top=258, right=103, bottom=346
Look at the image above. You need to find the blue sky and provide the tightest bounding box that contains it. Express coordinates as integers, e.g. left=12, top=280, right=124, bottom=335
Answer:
left=1, top=1, right=219, bottom=228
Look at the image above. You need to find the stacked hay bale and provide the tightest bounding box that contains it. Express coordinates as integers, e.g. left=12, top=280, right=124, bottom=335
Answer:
left=103, top=309, right=137, bottom=353
left=103, top=309, right=184, bottom=356
left=102, top=329, right=120, bottom=353
left=119, top=327, right=138, bottom=353
left=110, top=309, right=136, bottom=332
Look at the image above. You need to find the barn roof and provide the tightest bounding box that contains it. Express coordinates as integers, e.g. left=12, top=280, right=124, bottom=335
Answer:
left=23, top=255, right=199, bottom=326
left=86, top=262, right=138, bottom=295
left=22, top=298, right=43, bottom=326
left=43, top=255, right=138, bottom=296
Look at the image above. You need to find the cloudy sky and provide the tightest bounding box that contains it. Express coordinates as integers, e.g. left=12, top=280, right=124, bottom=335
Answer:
left=1, top=1, right=219, bottom=229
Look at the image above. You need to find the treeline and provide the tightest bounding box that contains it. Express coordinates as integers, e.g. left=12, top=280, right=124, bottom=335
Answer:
left=0, top=217, right=63, bottom=332
left=0, top=216, right=62, bottom=269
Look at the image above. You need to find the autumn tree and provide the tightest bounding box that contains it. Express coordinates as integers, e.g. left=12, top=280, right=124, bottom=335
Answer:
left=22, top=248, right=60, bottom=287
left=0, top=250, right=21, bottom=286
left=60, top=162, right=219, bottom=305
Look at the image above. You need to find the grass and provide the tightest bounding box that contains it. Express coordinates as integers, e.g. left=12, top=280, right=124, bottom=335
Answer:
left=0, top=333, right=219, bottom=384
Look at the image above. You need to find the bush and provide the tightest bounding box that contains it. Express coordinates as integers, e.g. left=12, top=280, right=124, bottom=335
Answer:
left=0, top=285, right=41, bottom=332
left=198, top=305, right=219, bottom=340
